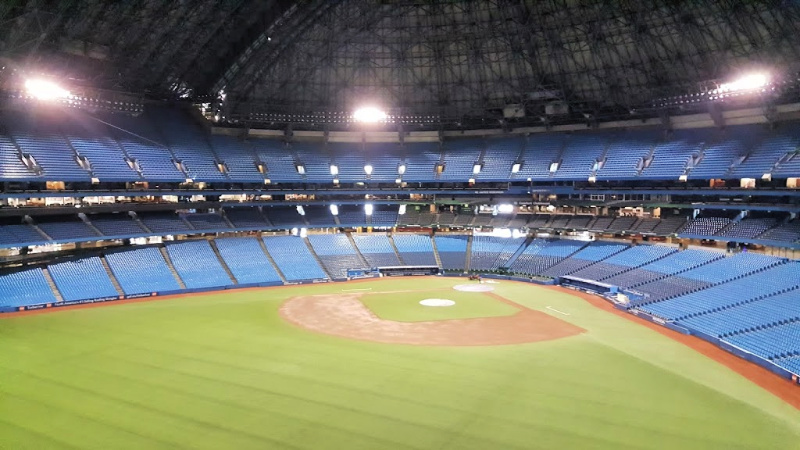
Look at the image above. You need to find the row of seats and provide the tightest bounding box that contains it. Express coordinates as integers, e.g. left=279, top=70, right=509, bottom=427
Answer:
left=3, top=107, right=800, bottom=183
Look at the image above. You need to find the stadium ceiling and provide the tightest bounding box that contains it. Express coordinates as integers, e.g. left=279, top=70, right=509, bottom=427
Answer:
left=2, top=1, right=800, bottom=128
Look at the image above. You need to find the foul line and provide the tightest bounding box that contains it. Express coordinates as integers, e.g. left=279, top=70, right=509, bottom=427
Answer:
left=341, top=288, right=373, bottom=292
left=546, top=306, right=571, bottom=316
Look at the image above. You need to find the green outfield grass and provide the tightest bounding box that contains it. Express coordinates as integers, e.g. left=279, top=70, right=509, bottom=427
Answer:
left=0, top=277, right=798, bottom=449
left=360, top=288, right=518, bottom=322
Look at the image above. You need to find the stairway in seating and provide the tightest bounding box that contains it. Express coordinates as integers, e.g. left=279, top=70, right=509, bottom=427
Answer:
left=209, top=239, right=238, bottom=285
left=131, top=212, right=153, bottom=234
left=41, top=268, right=64, bottom=302
left=303, top=237, right=334, bottom=279
left=100, top=256, right=125, bottom=296
left=257, top=236, right=287, bottom=283
left=388, top=234, right=405, bottom=265
left=345, top=232, right=369, bottom=266
left=159, top=246, right=187, bottom=289
left=504, top=236, right=532, bottom=268
left=465, top=234, right=474, bottom=272
left=430, top=234, right=444, bottom=268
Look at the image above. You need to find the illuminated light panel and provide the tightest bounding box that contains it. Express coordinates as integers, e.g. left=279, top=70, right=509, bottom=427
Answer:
left=718, top=73, right=769, bottom=93
left=397, top=164, right=406, bottom=175
left=364, top=204, right=374, bottom=215
left=353, top=107, right=387, bottom=123
left=364, top=164, right=373, bottom=175
left=330, top=164, right=339, bottom=176
left=511, top=162, right=522, bottom=173
left=25, top=79, right=70, bottom=100
left=330, top=205, right=339, bottom=215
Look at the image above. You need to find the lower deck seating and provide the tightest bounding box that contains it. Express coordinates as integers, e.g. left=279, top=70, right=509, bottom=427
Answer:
left=263, top=236, right=328, bottom=281
left=434, top=235, right=469, bottom=270
left=352, top=234, right=401, bottom=267
left=0, top=268, right=57, bottom=308
left=392, top=234, right=437, bottom=266
left=166, top=240, right=232, bottom=289
left=48, top=257, right=119, bottom=301
left=307, top=234, right=364, bottom=278
left=105, top=247, right=181, bottom=295
left=214, top=237, right=283, bottom=284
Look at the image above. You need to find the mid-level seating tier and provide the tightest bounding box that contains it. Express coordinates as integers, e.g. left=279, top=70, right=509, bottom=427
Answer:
left=307, top=234, right=365, bottom=278
left=392, top=234, right=437, bottom=266
left=352, top=234, right=401, bottom=267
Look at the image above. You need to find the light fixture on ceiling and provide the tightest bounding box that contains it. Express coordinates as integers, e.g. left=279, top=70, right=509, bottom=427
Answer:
left=353, top=107, right=387, bottom=123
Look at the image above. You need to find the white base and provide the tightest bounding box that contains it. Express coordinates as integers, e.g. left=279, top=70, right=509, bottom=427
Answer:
left=419, top=299, right=456, bottom=307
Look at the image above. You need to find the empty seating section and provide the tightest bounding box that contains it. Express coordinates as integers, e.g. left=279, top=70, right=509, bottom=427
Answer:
left=0, top=268, right=57, bottom=308
left=553, top=133, right=610, bottom=180
left=588, top=217, right=613, bottom=231
left=184, top=213, right=231, bottom=231
left=651, top=216, right=687, bottom=235
left=717, top=218, right=777, bottom=239
left=329, top=143, right=365, bottom=183
left=724, top=322, right=800, bottom=360
left=105, top=247, right=181, bottom=295
left=441, top=139, right=482, bottom=181
left=403, top=142, right=441, bottom=182
left=264, top=207, right=303, bottom=228
left=139, top=213, right=192, bottom=234
left=0, top=135, right=34, bottom=180
left=36, top=216, right=99, bottom=241
left=638, top=261, right=797, bottom=320
left=0, top=222, right=46, bottom=247
left=607, top=216, right=638, bottom=231
left=2, top=109, right=799, bottom=183
left=759, top=220, right=800, bottom=243
left=48, top=257, right=119, bottom=301
left=434, top=235, right=469, bottom=270
left=337, top=206, right=367, bottom=226
left=541, top=242, right=629, bottom=277
left=370, top=206, right=398, bottom=227
left=214, top=237, right=282, bottom=284
left=479, top=137, right=520, bottom=180
left=632, top=252, right=780, bottom=303
left=603, top=248, right=724, bottom=288
left=89, top=214, right=146, bottom=237
left=569, top=245, right=676, bottom=281
left=680, top=217, right=731, bottom=236
left=678, top=290, right=800, bottom=338
left=263, top=236, right=328, bottom=281
left=307, top=234, right=364, bottom=278
left=102, top=112, right=185, bottom=181
left=166, top=240, right=232, bottom=289
left=510, top=239, right=587, bottom=276
left=392, top=234, right=437, bottom=265
left=300, top=206, right=331, bottom=226
left=597, top=130, right=656, bottom=179
left=470, top=236, right=525, bottom=270
left=249, top=139, right=300, bottom=183
left=209, top=135, right=261, bottom=182
left=642, top=131, right=702, bottom=179
left=150, top=107, right=225, bottom=182
left=515, top=134, right=564, bottom=180
left=224, top=208, right=269, bottom=229
left=352, top=234, right=401, bottom=267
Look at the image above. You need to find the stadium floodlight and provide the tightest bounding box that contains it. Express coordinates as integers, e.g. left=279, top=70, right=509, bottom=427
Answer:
left=511, top=162, right=522, bottom=173
left=296, top=205, right=305, bottom=216
left=25, top=79, right=70, bottom=100
left=365, top=204, right=374, bottom=215
left=330, top=205, right=339, bottom=215
left=295, top=164, right=306, bottom=175
left=397, top=164, right=406, bottom=175
left=364, top=164, right=373, bottom=175
left=398, top=204, right=406, bottom=215
left=718, top=73, right=769, bottom=93
left=353, top=107, right=387, bottom=123
left=497, top=204, right=514, bottom=214
left=330, top=164, right=339, bottom=176
left=473, top=163, right=483, bottom=174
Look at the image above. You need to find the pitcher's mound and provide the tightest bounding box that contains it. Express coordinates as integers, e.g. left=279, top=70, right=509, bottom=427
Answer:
left=420, top=299, right=455, bottom=307
left=454, top=284, right=494, bottom=292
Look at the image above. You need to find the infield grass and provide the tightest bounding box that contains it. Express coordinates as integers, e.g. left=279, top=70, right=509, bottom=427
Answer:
left=360, top=289, right=518, bottom=322
left=0, top=277, right=798, bottom=450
